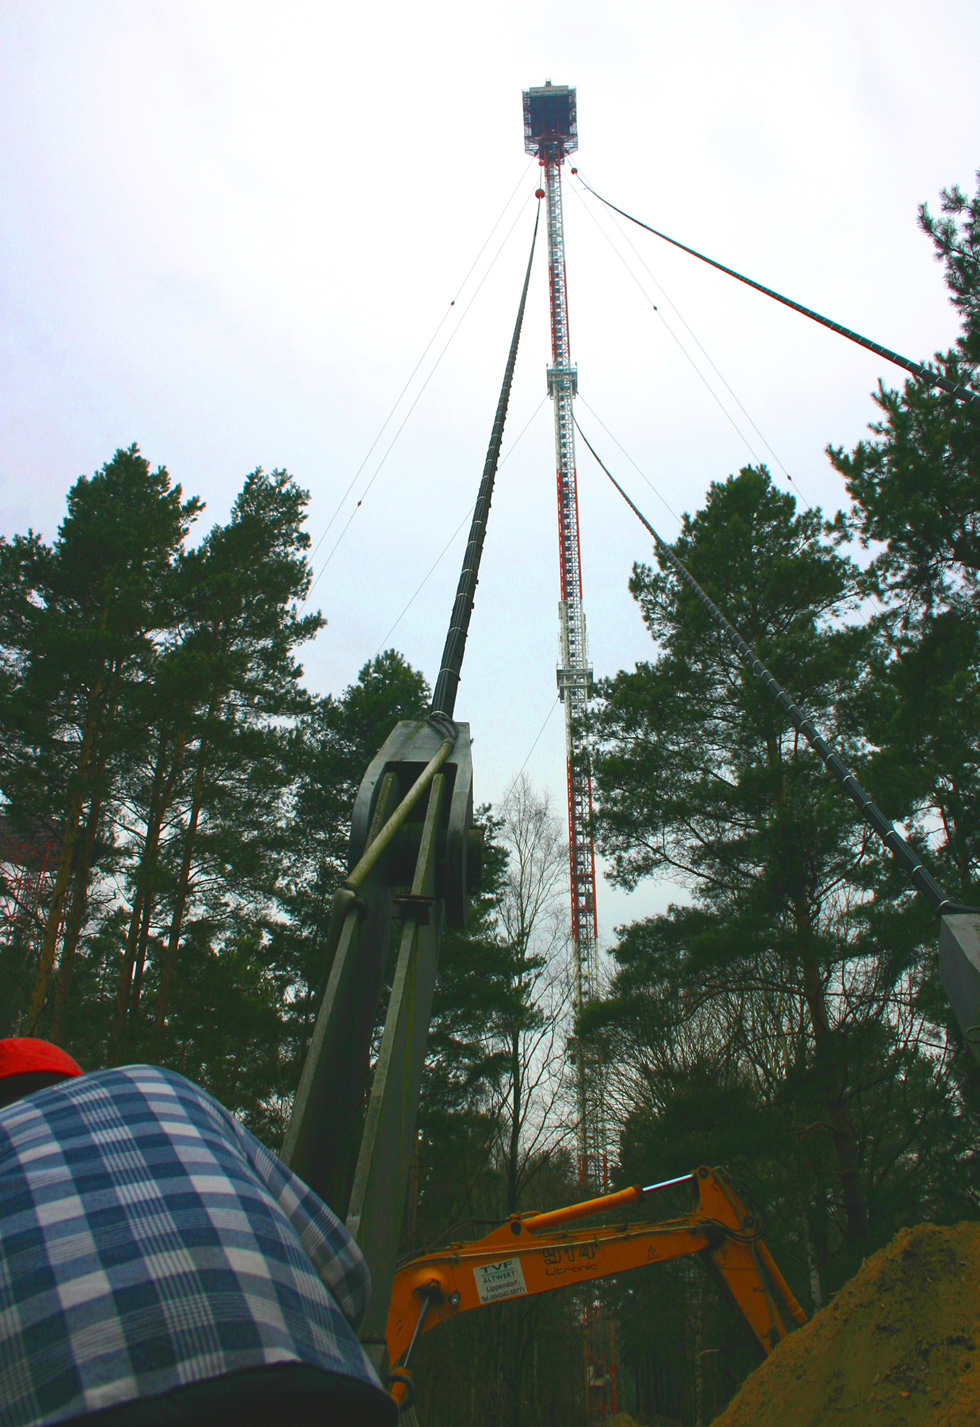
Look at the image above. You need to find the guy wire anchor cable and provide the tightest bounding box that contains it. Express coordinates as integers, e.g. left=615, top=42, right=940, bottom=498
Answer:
left=575, top=416, right=980, bottom=1063
left=575, top=175, right=980, bottom=412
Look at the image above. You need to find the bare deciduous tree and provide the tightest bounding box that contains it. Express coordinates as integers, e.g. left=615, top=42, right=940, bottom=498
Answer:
left=488, top=773, right=573, bottom=1213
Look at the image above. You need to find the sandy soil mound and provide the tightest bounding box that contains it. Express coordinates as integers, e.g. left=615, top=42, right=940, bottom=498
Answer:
left=712, top=1221, right=980, bottom=1426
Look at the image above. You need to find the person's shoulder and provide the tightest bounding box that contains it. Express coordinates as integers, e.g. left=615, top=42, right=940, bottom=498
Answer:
left=0, top=1065, right=206, bottom=1157
left=108, top=1065, right=240, bottom=1125
left=108, top=1064, right=205, bottom=1096
left=43, top=1063, right=197, bottom=1107
left=42, top=1065, right=236, bottom=1138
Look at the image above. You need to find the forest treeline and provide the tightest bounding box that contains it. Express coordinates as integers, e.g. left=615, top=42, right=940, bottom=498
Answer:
left=1, top=175, right=979, bottom=1425
left=0, top=459, right=437, bottom=1135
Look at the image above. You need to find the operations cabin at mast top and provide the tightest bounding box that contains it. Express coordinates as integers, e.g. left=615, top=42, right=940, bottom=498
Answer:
left=522, top=82, right=577, bottom=160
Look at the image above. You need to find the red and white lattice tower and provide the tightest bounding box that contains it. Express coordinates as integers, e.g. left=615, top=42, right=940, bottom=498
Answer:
left=523, top=81, right=615, bottom=1420
left=522, top=81, right=605, bottom=1190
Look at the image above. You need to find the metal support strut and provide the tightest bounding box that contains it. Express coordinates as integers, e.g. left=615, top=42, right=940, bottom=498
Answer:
left=577, top=417, right=980, bottom=1063
left=576, top=175, right=980, bottom=412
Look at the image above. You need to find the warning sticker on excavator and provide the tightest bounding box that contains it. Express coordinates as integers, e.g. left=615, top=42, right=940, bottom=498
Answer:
left=474, top=1257, right=528, bottom=1304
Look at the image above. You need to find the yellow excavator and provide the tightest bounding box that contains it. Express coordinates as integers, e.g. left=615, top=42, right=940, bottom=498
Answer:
left=385, top=1165, right=807, bottom=1410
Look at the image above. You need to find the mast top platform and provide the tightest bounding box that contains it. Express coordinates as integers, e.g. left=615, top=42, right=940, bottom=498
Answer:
left=523, top=82, right=577, bottom=160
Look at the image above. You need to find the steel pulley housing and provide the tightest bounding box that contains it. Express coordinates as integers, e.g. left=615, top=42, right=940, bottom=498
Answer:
left=349, top=719, right=474, bottom=929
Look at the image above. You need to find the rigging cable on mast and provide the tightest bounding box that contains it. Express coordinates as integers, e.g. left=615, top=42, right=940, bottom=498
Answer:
left=306, top=161, right=535, bottom=571
left=571, top=182, right=786, bottom=485
left=304, top=178, right=538, bottom=604
left=575, top=177, right=980, bottom=411
left=307, top=188, right=537, bottom=601
left=516, top=696, right=561, bottom=781
left=575, top=394, right=681, bottom=526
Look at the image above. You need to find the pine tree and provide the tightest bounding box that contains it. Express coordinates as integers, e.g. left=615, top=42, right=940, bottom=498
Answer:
left=145, top=469, right=323, bottom=1057
left=0, top=447, right=201, bottom=1032
left=829, top=172, right=980, bottom=908
left=592, top=467, right=890, bottom=1256
left=585, top=462, right=979, bottom=1416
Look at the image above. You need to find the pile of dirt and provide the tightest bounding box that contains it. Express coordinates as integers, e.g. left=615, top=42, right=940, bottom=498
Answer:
left=609, top=1414, right=678, bottom=1427
left=609, top=1416, right=677, bottom=1427
left=712, top=1221, right=980, bottom=1425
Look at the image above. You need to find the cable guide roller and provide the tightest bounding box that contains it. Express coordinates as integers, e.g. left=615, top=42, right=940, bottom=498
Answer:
left=349, top=717, right=476, bottom=930
left=282, top=716, right=473, bottom=1202
left=282, top=722, right=476, bottom=1380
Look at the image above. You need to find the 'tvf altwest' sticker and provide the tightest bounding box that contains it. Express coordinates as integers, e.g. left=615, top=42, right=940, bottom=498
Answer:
left=473, top=1257, right=528, bottom=1304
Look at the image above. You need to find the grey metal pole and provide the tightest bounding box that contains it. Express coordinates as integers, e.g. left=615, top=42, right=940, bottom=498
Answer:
left=577, top=419, right=980, bottom=1059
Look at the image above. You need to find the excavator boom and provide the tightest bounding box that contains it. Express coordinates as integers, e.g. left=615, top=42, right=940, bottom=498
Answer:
left=388, top=1166, right=806, bottom=1384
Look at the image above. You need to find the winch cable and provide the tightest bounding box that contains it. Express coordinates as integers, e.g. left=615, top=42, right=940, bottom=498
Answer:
left=576, top=393, right=682, bottom=526
left=572, top=178, right=813, bottom=511
left=574, top=414, right=976, bottom=918
left=431, top=198, right=541, bottom=716
left=575, top=176, right=980, bottom=412
left=516, top=696, right=561, bottom=782
left=570, top=181, right=775, bottom=476
left=306, top=161, right=535, bottom=571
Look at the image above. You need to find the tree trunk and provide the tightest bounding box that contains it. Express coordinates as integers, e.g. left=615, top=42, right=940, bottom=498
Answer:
left=27, top=689, right=102, bottom=1029
left=694, top=1271, right=705, bottom=1427
left=51, top=785, right=104, bottom=1037
left=507, top=1027, right=522, bottom=1214
left=129, top=898, right=157, bottom=1016
left=768, top=733, right=868, bottom=1250
left=804, top=1224, right=823, bottom=1310
left=152, top=733, right=209, bottom=1047
left=112, top=748, right=168, bottom=1043
left=795, top=895, right=868, bottom=1248
left=110, top=724, right=187, bottom=1055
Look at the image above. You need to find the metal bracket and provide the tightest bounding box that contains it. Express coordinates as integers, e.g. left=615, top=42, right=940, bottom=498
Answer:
left=393, top=893, right=435, bottom=925
left=940, top=912, right=980, bottom=1062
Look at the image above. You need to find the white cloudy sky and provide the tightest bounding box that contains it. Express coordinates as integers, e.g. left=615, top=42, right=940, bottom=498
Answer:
left=2, top=1, right=978, bottom=937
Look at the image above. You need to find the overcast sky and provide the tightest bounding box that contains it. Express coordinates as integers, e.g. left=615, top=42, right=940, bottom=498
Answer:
left=2, top=1, right=978, bottom=938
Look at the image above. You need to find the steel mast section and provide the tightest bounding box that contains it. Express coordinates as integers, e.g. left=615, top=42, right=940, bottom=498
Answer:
left=523, top=82, right=603, bottom=1188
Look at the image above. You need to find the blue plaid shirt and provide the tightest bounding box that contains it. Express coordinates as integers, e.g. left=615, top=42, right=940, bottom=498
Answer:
left=0, top=1065, right=382, bottom=1425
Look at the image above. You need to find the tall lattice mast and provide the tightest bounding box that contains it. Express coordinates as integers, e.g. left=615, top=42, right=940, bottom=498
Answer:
left=523, top=82, right=604, bottom=1188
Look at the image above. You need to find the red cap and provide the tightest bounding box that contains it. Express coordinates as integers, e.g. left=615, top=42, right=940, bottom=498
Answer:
left=0, top=1038, right=82, bottom=1081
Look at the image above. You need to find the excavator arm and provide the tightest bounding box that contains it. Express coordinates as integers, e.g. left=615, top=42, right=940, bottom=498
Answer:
left=387, top=1166, right=805, bottom=1403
